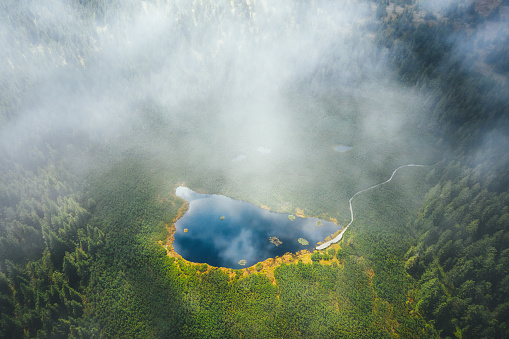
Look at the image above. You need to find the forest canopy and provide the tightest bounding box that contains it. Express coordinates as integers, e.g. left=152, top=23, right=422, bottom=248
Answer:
left=0, top=0, right=508, bottom=338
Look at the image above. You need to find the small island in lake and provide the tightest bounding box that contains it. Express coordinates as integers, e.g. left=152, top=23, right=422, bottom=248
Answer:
left=298, top=238, right=309, bottom=245
left=269, top=236, right=283, bottom=246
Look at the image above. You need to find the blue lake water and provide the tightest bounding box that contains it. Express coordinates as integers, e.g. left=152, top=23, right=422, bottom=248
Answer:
left=174, top=187, right=340, bottom=269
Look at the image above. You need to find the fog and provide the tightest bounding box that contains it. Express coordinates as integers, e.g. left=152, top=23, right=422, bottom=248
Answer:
left=0, top=0, right=448, bottom=217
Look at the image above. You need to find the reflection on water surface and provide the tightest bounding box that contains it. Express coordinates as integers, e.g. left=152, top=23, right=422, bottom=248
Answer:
left=174, top=187, right=340, bottom=269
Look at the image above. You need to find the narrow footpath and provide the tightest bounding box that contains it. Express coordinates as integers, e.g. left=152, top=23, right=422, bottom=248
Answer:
left=316, top=164, right=426, bottom=250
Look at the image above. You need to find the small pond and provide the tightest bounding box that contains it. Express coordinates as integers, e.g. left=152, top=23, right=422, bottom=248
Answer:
left=334, top=145, right=352, bottom=152
left=174, top=187, right=340, bottom=269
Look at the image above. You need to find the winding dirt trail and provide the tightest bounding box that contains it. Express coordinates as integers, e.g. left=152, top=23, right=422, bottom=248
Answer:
left=316, top=164, right=426, bottom=250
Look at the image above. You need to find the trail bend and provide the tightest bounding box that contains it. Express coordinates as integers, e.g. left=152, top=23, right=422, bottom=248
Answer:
left=316, top=164, right=427, bottom=250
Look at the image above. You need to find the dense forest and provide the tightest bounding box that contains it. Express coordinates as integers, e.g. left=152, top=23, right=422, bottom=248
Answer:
left=1, top=0, right=508, bottom=338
